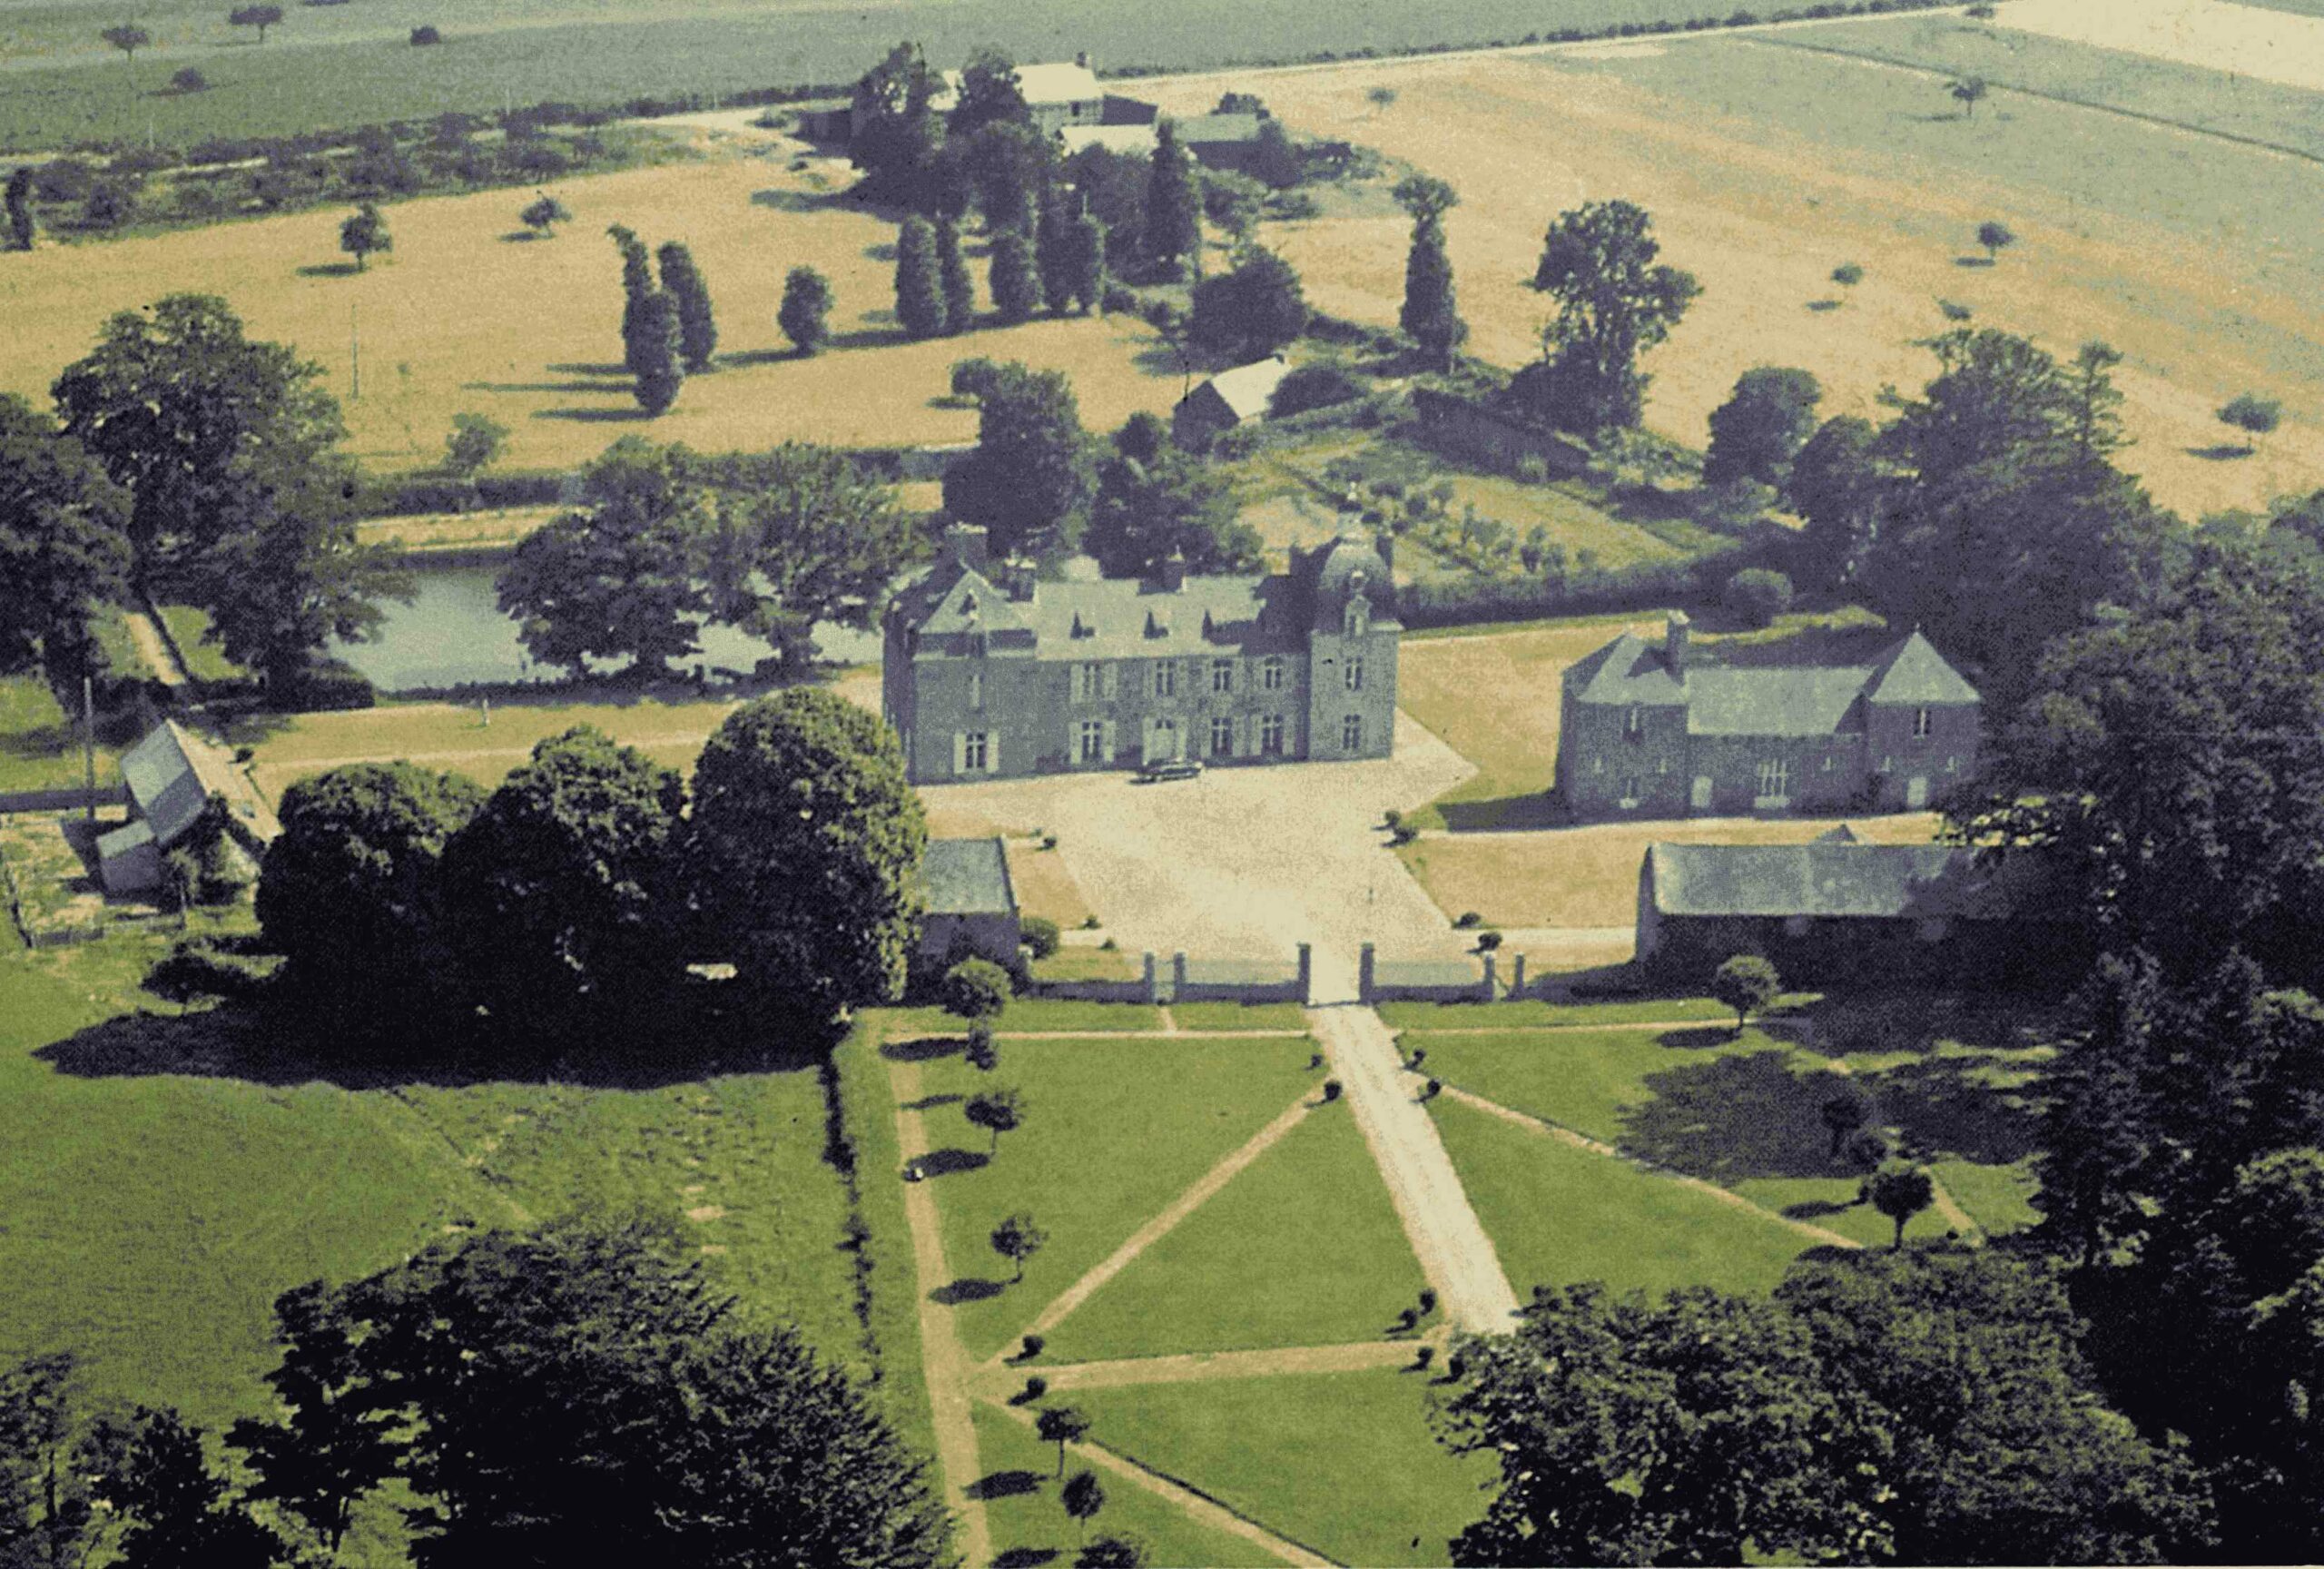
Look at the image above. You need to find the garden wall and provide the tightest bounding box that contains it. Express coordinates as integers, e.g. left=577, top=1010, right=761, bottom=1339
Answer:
left=1173, top=947, right=1310, bottom=1005
left=1029, top=951, right=1161, bottom=1003
left=1360, top=945, right=1495, bottom=1003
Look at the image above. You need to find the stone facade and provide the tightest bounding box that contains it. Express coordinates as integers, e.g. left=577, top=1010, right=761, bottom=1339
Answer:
left=882, top=527, right=1401, bottom=784
left=1557, top=615, right=1982, bottom=820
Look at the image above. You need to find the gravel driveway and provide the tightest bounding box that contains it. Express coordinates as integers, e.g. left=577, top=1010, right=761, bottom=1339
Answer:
left=921, top=712, right=1477, bottom=968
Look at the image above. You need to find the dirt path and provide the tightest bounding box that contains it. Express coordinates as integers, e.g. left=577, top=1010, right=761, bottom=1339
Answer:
left=1007, top=1091, right=1317, bottom=1355
left=123, top=608, right=188, bottom=689
left=1309, top=999, right=1521, bottom=1335
left=990, top=1337, right=1438, bottom=1398
left=994, top=1028, right=1310, bottom=1041
left=888, top=1061, right=992, bottom=1568
left=1924, top=1172, right=1984, bottom=1242
left=984, top=1397, right=1328, bottom=1569
left=1439, top=1085, right=1865, bottom=1252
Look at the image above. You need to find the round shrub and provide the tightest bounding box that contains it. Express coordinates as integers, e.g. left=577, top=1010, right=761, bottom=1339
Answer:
left=1830, top=262, right=1864, bottom=287
left=409, top=25, right=441, bottom=44
left=941, top=957, right=1012, bottom=1021
left=1021, top=1334, right=1046, bottom=1360
left=1453, top=912, right=1480, bottom=929
left=1724, top=567, right=1795, bottom=629
left=1418, top=1288, right=1438, bottom=1316
left=1269, top=362, right=1365, bottom=419
left=1021, top=915, right=1061, bottom=960
left=170, top=67, right=210, bottom=94
left=1322, top=1078, right=1344, bottom=1102
left=1475, top=931, right=1503, bottom=952
left=1414, top=1345, right=1435, bottom=1369
left=1021, top=1376, right=1049, bottom=1403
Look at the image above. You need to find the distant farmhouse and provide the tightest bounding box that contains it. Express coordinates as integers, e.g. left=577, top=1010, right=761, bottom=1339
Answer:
left=800, top=55, right=1114, bottom=143
left=1173, top=355, right=1292, bottom=449
left=881, top=525, right=1400, bottom=784
left=1557, top=615, right=1980, bottom=820
left=1634, top=834, right=2061, bottom=981
left=917, top=836, right=1021, bottom=970
left=1059, top=112, right=1274, bottom=172
left=96, top=720, right=278, bottom=895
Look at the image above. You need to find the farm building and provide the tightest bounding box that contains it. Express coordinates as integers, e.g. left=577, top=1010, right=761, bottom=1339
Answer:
left=918, top=836, right=1021, bottom=969
left=1173, top=355, right=1293, bottom=449
left=94, top=720, right=278, bottom=895
left=882, top=523, right=1400, bottom=784
left=1558, top=616, right=1982, bottom=820
left=1059, top=113, right=1271, bottom=171
left=1634, top=838, right=2063, bottom=982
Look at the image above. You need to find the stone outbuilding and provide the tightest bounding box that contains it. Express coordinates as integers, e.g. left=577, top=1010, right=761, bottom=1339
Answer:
left=95, top=720, right=278, bottom=895
left=918, top=836, right=1022, bottom=970
left=1172, top=355, right=1294, bottom=449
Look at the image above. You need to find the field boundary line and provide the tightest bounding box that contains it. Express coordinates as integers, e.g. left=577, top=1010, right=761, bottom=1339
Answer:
left=1436, top=1083, right=1865, bottom=1250
left=987, top=1337, right=1438, bottom=1396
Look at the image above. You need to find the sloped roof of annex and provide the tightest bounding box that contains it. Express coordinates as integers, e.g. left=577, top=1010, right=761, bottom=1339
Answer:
left=1564, top=627, right=1975, bottom=736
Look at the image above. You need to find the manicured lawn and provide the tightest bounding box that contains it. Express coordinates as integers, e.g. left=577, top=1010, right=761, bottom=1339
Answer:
left=1071, top=1369, right=1493, bottom=1568
left=1376, top=995, right=1770, bottom=1031
left=154, top=604, right=246, bottom=685
left=1396, top=813, right=1945, bottom=930
left=1169, top=1001, right=1309, bottom=1032
left=908, top=1035, right=1313, bottom=1361
left=1044, top=1100, right=1422, bottom=1363
left=970, top=1403, right=1289, bottom=1569
left=1413, top=1025, right=1827, bottom=1154
left=835, top=1015, right=940, bottom=1466
left=0, top=931, right=865, bottom=1443
left=1932, top=1156, right=2042, bottom=1237
left=1032, top=946, right=1145, bottom=985
left=1433, top=1097, right=1819, bottom=1301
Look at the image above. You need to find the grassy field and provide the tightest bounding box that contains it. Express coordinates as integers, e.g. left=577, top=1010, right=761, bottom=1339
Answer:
left=1167, top=1001, right=1310, bottom=1031
left=0, top=142, right=1189, bottom=478
left=1072, top=1369, right=1494, bottom=1567
left=0, top=926, right=866, bottom=1446
left=1397, top=812, right=1945, bottom=929
left=154, top=603, right=246, bottom=685
left=0, top=0, right=1774, bottom=152
left=1142, top=26, right=2324, bottom=521
left=902, top=1031, right=1315, bottom=1360
left=0, top=673, right=117, bottom=794
left=970, top=1404, right=1289, bottom=1569
left=1433, top=1095, right=1821, bottom=1299
left=1042, top=1100, right=1424, bottom=1362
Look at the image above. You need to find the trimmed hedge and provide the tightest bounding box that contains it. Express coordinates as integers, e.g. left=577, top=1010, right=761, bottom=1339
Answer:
left=1398, top=550, right=1743, bottom=630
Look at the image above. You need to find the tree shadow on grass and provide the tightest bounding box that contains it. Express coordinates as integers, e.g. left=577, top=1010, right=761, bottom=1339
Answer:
left=1783, top=1196, right=1861, bottom=1221
left=915, top=1147, right=990, bottom=1177
left=882, top=1034, right=963, bottom=1062
left=547, top=360, right=627, bottom=377
left=900, top=1091, right=962, bottom=1112
left=1437, top=793, right=1563, bottom=833
left=1620, top=1049, right=1838, bottom=1183
left=992, top=1549, right=1060, bottom=1568
left=967, top=1469, right=1044, bottom=1502
left=463, top=380, right=626, bottom=396
left=751, top=186, right=858, bottom=215
left=2188, top=443, right=2256, bottom=461
left=34, top=995, right=828, bottom=1092
left=534, top=406, right=654, bottom=424
left=295, top=261, right=365, bottom=279
left=931, top=1277, right=1005, bottom=1306
left=1855, top=1051, right=2042, bottom=1167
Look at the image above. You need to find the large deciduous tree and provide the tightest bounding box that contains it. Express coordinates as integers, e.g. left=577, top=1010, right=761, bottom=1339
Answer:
left=497, top=438, right=711, bottom=678
left=1187, top=247, right=1308, bottom=362
left=941, top=360, right=1096, bottom=560
left=256, top=760, right=485, bottom=1022
left=1524, top=199, right=1699, bottom=434
left=1085, top=411, right=1260, bottom=579
left=1786, top=414, right=1886, bottom=590
left=441, top=725, right=689, bottom=1032
left=1704, top=366, right=1822, bottom=489
left=850, top=42, right=946, bottom=208
left=688, top=688, right=927, bottom=1012
left=0, top=394, right=131, bottom=683
left=950, top=45, right=1030, bottom=140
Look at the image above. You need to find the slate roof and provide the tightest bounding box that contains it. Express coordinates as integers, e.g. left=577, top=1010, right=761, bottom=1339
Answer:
left=922, top=837, right=1017, bottom=916
left=121, top=721, right=240, bottom=849
left=1645, top=842, right=2039, bottom=922
left=1565, top=627, right=1976, bottom=736
left=1187, top=356, right=1293, bottom=425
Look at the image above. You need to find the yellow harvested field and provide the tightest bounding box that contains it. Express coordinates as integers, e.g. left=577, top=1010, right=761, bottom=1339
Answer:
left=1137, top=46, right=2324, bottom=519
left=2, top=131, right=1185, bottom=474
left=1398, top=813, right=1946, bottom=930
left=2002, top=0, right=2324, bottom=93
left=356, top=506, right=561, bottom=554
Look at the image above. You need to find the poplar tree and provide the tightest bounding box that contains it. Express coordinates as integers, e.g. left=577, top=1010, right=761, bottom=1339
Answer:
left=1145, top=119, right=1200, bottom=279
left=990, top=230, right=1041, bottom=324
left=632, top=291, right=684, bottom=415
left=609, top=224, right=655, bottom=375
left=656, top=241, right=717, bottom=372
left=935, top=216, right=975, bottom=336
left=894, top=216, right=947, bottom=340
left=1396, top=177, right=1465, bottom=371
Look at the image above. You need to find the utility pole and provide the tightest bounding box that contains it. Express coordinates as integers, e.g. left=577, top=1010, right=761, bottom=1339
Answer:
left=82, top=676, right=96, bottom=821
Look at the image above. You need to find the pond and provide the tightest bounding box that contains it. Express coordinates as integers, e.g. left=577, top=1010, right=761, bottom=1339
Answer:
left=330, top=560, right=884, bottom=695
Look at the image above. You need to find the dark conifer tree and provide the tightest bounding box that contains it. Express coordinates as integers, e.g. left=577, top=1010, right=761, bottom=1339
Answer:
left=894, top=216, right=947, bottom=340
left=655, top=241, right=717, bottom=372
left=935, top=216, right=975, bottom=336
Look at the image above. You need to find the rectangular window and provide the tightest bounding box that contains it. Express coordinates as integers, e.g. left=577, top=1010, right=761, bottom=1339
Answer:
left=1620, top=775, right=1642, bottom=805
left=1756, top=758, right=1791, bottom=801
left=1342, top=714, right=1364, bottom=752
left=1072, top=662, right=1102, bottom=703
left=1153, top=662, right=1177, bottom=699
left=1345, top=656, right=1365, bottom=693
left=1656, top=757, right=1670, bottom=775
left=1078, top=719, right=1105, bottom=764
left=1210, top=716, right=1234, bottom=756
left=1945, top=755, right=1960, bottom=775
left=1624, top=704, right=1643, bottom=737
left=1260, top=656, right=1285, bottom=692
left=1590, top=755, right=1605, bottom=775
left=962, top=732, right=989, bottom=772
left=1211, top=658, right=1235, bottom=694
left=1915, top=706, right=1932, bottom=738
left=1260, top=715, right=1285, bottom=755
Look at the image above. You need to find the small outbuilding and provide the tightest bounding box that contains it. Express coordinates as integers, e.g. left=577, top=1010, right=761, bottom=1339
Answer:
left=917, top=836, right=1022, bottom=970
left=96, top=720, right=277, bottom=896
left=1172, top=355, right=1293, bottom=449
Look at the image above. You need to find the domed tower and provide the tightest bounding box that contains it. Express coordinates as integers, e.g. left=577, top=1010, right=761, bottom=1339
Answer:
left=1302, top=531, right=1399, bottom=761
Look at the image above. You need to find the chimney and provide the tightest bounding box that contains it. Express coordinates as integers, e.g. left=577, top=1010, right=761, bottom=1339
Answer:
left=1665, top=610, right=1690, bottom=675
left=944, top=523, right=989, bottom=572
left=1155, top=548, right=1187, bottom=593
left=998, top=555, right=1037, bottom=602
left=1075, top=49, right=1091, bottom=69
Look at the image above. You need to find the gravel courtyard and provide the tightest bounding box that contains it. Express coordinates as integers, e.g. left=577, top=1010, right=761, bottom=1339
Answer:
left=920, top=713, right=1479, bottom=974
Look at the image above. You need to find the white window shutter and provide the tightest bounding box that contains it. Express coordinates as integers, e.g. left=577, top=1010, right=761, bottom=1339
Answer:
left=986, top=735, right=1000, bottom=775
left=1101, top=663, right=1118, bottom=699
left=1102, top=719, right=1118, bottom=759
left=1231, top=716, right=1246, bottom=756
left=950, top=733, right=967, bottom=775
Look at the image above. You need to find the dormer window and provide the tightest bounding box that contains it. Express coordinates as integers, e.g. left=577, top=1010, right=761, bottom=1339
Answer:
left=1914, top=706, right=1932, bottom=738
left=960, top=591, right=978, bottom=614
left=1071, top=612, right=1091, bottom=638
left=1344, top=596, right=1370, bottom=638
left=1623, top=704, right=1643, bottom=738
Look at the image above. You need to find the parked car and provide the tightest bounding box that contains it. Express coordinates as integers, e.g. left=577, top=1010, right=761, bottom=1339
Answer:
left=1135, top=757, right=1205, bottom=784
